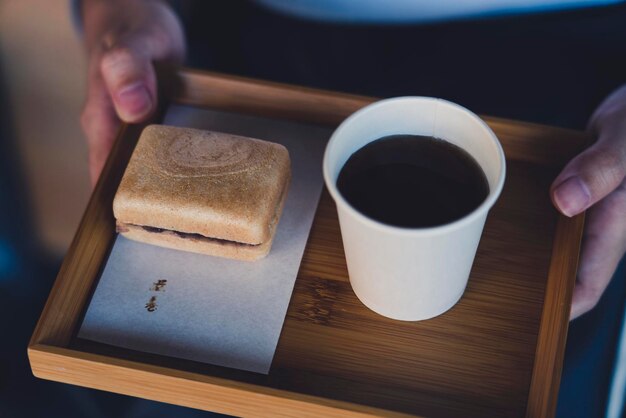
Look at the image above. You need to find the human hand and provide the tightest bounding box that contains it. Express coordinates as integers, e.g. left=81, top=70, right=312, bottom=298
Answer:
left=550, top=84, right=626, bottom=320
left=80, top=0, right=185, bottom=186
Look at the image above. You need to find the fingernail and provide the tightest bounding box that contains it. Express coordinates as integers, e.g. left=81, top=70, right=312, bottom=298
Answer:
left=116, top=82, right=152, bottom=120
left=553, top=176, right=591, bottom=217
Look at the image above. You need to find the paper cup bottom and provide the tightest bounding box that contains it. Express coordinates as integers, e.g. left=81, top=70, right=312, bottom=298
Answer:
left=348, top=271, right=468, bottom=321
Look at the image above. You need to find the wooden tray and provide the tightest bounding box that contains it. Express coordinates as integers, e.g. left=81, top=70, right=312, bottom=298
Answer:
left=28, top=69, right=588, bottom=418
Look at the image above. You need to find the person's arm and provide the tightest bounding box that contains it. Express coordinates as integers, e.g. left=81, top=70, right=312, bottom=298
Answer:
left=80, top=0, right=185, bottom=185
left=551, top=84, right=626, bottom=319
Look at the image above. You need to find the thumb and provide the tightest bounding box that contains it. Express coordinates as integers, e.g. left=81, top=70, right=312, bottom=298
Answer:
left=100, top=40, right=157, bottom=123
left=551, top=140, right=626, bottom=216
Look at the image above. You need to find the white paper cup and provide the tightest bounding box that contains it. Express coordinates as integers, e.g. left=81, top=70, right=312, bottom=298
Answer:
left=323, top=97, right=506, bottom=321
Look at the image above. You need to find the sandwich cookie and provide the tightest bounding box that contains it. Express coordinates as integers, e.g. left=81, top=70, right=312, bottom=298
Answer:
left=113, top=125, right=291, bottom=261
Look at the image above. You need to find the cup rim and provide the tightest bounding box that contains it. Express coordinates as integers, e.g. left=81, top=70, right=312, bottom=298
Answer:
left=323, top=96, right=506, bottom=236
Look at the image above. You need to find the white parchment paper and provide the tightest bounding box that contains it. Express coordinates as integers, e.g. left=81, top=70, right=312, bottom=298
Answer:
left=78, top=105, right=331, bottom=374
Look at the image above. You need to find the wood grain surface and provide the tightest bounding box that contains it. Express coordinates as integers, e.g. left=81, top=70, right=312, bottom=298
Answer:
left=29, top=69, right=588, bottom=418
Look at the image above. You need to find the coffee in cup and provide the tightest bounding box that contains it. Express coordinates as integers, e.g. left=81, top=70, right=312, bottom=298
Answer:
left=336, top=134, right=489, bottom=228
left=323, top=97, right=506, bottom=321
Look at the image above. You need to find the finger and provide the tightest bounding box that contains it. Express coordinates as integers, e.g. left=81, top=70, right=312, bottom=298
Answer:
left=570, top=180, right=626, bottom=319
left=81, top=58, right=121, bottom=187
left=100, top=40, right=157, bottom=124
left=587, top=84, right=626, bottom=134
left=550, top=138, right=626, bottom=217
left=99, top=20, right=185, bottom=125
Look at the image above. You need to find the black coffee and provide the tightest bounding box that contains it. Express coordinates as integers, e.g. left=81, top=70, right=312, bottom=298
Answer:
left=336, top=135, right=489, bottom=228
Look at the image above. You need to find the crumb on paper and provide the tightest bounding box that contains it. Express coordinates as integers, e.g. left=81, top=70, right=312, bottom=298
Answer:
left=145, top=296, right=157, bottom=312
left=150, top=279, right=168, bottom=292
